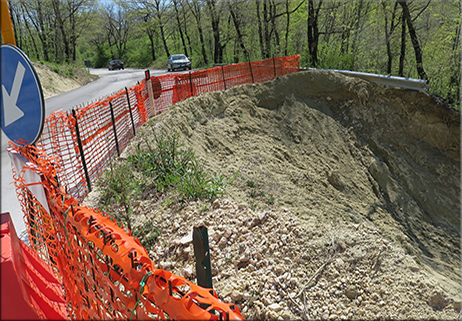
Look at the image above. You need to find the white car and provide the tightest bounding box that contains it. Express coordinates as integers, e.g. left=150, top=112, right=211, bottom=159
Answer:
left=167, top=54, right=192, bottom=71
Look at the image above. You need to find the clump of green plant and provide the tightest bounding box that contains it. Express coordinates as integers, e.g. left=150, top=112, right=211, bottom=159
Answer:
left=133, top=223, right=161, bottom=248
left=65, top=67, right=75, bottom=77
left=96, top=162, right=141, bottom=231
left=128, top=129, right=238, bottom=202
left=246, top=180, right=255, bottom=188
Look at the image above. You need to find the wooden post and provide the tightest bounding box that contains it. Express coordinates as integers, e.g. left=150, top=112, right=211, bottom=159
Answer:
left=108, top=101, right=120, bottom=157
left=72, top=109, right=91, bottom=192
left=145, top=70, right=155, bottom=117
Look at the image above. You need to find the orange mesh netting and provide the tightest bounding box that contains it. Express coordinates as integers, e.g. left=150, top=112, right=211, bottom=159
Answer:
left=34, top=55, right=299, bottom=203
left=10, top=142, right=245, bottom=320
left=8, top=55, right=299, bottom=319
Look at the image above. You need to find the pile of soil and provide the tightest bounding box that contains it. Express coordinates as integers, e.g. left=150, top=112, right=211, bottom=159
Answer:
left=84, top=70, right=460, bottom=320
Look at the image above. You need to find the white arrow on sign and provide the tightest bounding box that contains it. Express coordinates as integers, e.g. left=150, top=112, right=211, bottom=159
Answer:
left=2, top=61, right=25, bottom=127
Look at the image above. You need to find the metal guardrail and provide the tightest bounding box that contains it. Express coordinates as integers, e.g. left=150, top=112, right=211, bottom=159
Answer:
left=301, top=67, right=428, bottom=91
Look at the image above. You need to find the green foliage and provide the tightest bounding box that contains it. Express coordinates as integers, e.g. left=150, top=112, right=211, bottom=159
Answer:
left=93, top=45, right=111, bottom=69
left=128, top=129, right=239, bottom=203
left=96, top=162, right=141, bottom=231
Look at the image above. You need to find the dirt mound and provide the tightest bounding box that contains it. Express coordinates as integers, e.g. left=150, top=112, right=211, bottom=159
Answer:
left=86, top=70, right=461, bottom=319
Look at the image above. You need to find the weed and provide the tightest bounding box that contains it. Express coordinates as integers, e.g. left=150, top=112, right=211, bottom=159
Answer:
left=65, top=67, right=75, bottom=77
left=52, top=67, right=60, bottom=74
left=128, top=129, right=239, bottom=203
left=267, top=196, right=275, bottom=205
left=199, top=204, right=208, bottom=211
left=250, top=189, right=257, bottom=198
left=246, top=180, right=255, bottom=188
left=96, top=162, right=140, bottom=231
left=162, top=199, right=175, bottom=208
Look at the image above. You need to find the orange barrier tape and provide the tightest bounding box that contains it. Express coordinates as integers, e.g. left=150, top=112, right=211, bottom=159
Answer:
left=10, top=142, right=245, bottom=320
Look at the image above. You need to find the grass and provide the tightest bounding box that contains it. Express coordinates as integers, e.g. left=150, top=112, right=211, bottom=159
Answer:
left=128, top=128, right=239, bottom=202
left=96, top=128, right=239, bottom=246
left=96, top=162, right=141, bottom=231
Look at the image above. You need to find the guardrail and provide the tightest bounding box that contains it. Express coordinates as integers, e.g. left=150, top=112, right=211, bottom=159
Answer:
left=301, top=67, right=428, bottom=91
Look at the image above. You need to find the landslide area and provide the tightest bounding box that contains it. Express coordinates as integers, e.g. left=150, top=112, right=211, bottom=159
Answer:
left=87, top=70, right=460, bottom=319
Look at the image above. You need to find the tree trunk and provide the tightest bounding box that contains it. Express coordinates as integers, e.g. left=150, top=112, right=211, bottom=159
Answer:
left=399, top=12, right=406, bottom=77
left=381, top=1, right=398, bottom=74
left=256, top=0, right=265, bottom=59
left=399, top=0, right=428, bottom=80
left=307, top=0, right=322, bottom=66
left=206, top=0, right=223, bottom=63
left=173, top=0, right=188, bottom=57
left=229, top=3, right=249, bottom=61
left=147, top=29, right=156, bottom=61
left=187, top=0, right=208, bottom=64
left=36, top=1, right=49, bottom=62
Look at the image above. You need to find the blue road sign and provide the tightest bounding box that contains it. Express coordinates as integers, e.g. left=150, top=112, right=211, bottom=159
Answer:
left=1, top=44, right=44, bottom=146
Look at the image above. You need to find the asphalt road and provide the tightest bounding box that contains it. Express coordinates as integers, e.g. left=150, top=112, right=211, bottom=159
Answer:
left=1, top=67, right=171, bottom=238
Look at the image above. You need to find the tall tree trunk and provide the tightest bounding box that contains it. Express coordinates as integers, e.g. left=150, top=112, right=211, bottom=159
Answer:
left=36, top=1, right=49, bottom=62
left=147, top=29, right=156, bottom=61
left=206, top=0, right=223, bottom=63
left=173, top=0, right=188, bottom=57
left=229, top=4, right=249, bottom=61
left=381, top=1, right=398, bottom=74
left=399, top=0, right=428, bottom=80
left=263, top=1, right=270, bottom=58
left=187, top=0, right=208, bottom=64
left=307, top=0, right=322, bottom=66
left=284, top=0, right=290, bottom=56
left=256, top=0, right=265, bottom=59
left=399, top=12, right=406, bottom=77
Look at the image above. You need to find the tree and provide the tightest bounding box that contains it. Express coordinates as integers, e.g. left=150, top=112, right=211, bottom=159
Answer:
left=399, top=0, right=428, bottom=80
left=307, top=0, right=322, bottom=66
left=103, top=2, right=132, bottom=59
left=186, top=0, right=208, bottom=64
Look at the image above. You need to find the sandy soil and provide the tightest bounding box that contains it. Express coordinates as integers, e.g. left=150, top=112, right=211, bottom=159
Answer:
left=73, top=68, right=460, bottom=319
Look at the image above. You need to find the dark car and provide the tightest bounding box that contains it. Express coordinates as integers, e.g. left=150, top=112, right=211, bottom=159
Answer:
left=167, top=54, right=191, bottom=71
left=108, top=59, right=124, bottom=70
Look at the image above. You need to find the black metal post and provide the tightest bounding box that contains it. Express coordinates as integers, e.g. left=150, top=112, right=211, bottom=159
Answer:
left=249, top=61, right=254, bottom=83
left=109, top=101, right=120, bottom=157
left=193, top=225, right=213, bottom=289
left=189, top=71, right=194, bottom=97
left=125, top=87, right=136, bottom=136
left=221, top=66, right=227, bottom=90
left=72, top=109, right=91, bottom=192
left=273, top=57, right=277, bottom=78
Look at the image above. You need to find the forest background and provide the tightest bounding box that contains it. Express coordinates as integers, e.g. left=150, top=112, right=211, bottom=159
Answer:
left=5, top=0, right=461, bottom=108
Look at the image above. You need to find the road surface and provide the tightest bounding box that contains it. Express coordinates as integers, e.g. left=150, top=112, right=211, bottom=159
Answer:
left=1, top=67, right=172, bottom=239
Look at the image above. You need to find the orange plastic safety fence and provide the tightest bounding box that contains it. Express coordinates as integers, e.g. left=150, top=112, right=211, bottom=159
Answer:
left=10, top=142, right=245, bottom=320
left=35, top=82, right=151, bottom=201
left=34, top=55, right=299, bottom=204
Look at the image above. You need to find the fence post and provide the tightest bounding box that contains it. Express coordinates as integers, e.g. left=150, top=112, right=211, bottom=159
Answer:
left=273, top=57, right=277, bottom=78
left=193, top=225, right=213, bottom=289
left=248, top=61, right=254, bottom=83
left=221, top=66, right=227, bottom=90
left=189, top=71, right=194, bottom=97
left=109, top=101, right=120, bottom=157
left=145, top=70, right=155, bottom=116
left=71, top=109, right=91, bottom=192
left=125, top=87, right=136, bottom=136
